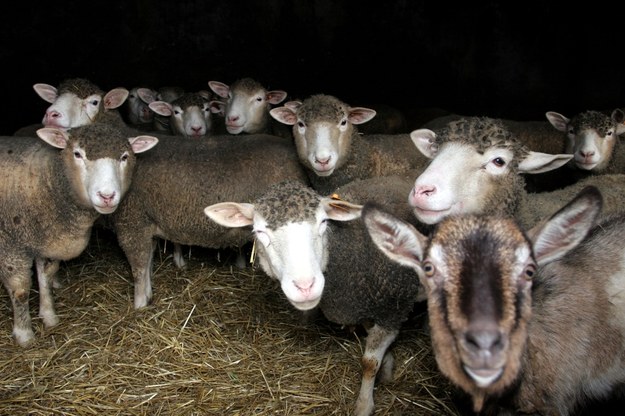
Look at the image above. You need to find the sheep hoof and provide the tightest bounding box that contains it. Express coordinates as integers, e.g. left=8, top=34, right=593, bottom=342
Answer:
left=13, top=327, right=35, bottom=347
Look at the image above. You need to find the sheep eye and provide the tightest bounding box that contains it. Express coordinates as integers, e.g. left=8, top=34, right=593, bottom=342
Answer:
left=120, top=152, right=129, bottom=162
left=256, top=96, right=263, bottom=102
left=73, top=151, right=83, bottom=159
left=174, top=109, right=182, bottom=116
left=90, top=99, right=100, bottom=106
left=340, top=119, right=347, bottom=126
left=607, top=130, right=613, bottom=137
left=568, top=128, right=575, bottom=135
left=297, top=121, right=306, bottom=128
left=523, top=264, right=536, bottom=280
left=423, top=261, right=435, bottom=277
left=492, top=157, right=506, bottom=167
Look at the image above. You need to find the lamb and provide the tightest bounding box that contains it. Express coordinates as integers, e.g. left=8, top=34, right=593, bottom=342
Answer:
left=14, top=78, right=129, bottom=136
left=408, top=116, right=625, bottom=229
left=363, top=185, right=625, bottom=415
left=270, top=94, right=431, bottom=195
left=109, top=134, right=309, bottom=310
left=208, top=77, right=291, bottom=138
left=147, top=91, right=214, bottom=138
left=204, top=180, right=426, bottom=416
left=0, top=123, right=159, bottom=346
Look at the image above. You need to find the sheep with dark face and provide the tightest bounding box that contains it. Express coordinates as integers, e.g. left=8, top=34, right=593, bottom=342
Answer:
left=204, top=180, right=425, bottom=416
left=408, top=116, right=625, bottom=229
left=14, top=78, right=129, bottom=136
left=270, top=94, right=430, bottom=195
left=0, top=123, right=158, bottom=346
left=208, top=77, right=291, bottom=138
left=364, top=186, right=625, bottom=415
left=109, top=134, right=309, bottom=309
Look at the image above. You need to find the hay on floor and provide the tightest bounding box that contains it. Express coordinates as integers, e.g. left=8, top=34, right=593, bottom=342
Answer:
left=0, top=228, right=461, bottom=415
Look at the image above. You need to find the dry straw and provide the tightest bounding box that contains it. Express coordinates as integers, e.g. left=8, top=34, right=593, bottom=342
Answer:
left=0, top=228, right=460, bottom=415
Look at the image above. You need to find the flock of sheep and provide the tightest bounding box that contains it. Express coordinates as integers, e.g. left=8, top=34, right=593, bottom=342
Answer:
left=3, top=75, right=625, bottom=415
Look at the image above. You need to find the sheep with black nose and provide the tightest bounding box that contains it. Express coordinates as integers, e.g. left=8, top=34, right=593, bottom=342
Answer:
left=0, top=123, right=158, bottom=346
left=364, top=185, right=625, bottom=415
left=204, top=180, right=425, bottom=416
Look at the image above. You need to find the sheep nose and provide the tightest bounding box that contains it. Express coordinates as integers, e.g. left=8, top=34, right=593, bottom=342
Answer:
left=191, top=126, right=203, bottom=133
left=315, top=156, right=331, bottom=166
left=414, top=184, right=436, bottom=197
left=227, top=115, right=239, bottom=123
left=579, top=149, right=595, bottom=159
left=98, top=191, right=117, bottom=205
left=45, top=110, right=62, bottom=120
left=295, top=279, right=314, bottom=296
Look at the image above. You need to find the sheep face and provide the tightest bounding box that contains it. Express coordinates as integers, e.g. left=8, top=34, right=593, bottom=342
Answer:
left=37, top=124, right=159, bottom=214
left=208, top=78, right=287, bottom=135
left=126, top=87, right=156, bottom=125
left=35, top=78, right=129, bottom=131
left=547, top=109, right=625, bottom=172
left=204, top=181, right=362, bottom=310
left=408, top=117, right=572, bottom=224
left=149, top=93, right=212, bottom=138
left=364, top=186, right=602, bottom=413
left=270, top=94, right=377, bottom=176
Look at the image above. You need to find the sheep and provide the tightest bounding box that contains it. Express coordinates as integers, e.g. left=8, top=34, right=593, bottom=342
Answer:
left=135, top=85, right=186, bottom=133
left=270, top=93, right=431, bottom=195
left=147, top=91, right=214, bottom=138
left=108, top=133, right=309, bottom=310
left=124, top=86, right=157, bottom=129
left=0, top=123, right=159, bottom=346
left=363, top=185, right=625, bottom=415
left=208, top=77, right=291, bottom=138
left=204, top=179, right=426, bottom=416
left=543, top=109, right=625, bottom=177
left=14, top=78, right=129, bottom=136
left=408, top=116, right=625, bottom=229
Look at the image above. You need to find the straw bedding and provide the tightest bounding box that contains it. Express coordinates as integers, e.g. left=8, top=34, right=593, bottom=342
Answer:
left=0, top=227, right=461, bottom=416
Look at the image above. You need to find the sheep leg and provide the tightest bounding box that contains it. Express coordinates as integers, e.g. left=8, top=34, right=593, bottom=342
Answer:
left=354, top=324, right=399, bottom=416
left=35, top=257, right=60, bottom=328
left=123, top=238, right=156, bottom=309
left=1, top=255, right=35, bottom=346
left=172, top=242, right=187, bottom=269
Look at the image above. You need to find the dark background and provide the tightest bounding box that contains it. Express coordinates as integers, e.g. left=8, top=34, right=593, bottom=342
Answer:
left=1, top=1, right=624, bottom=135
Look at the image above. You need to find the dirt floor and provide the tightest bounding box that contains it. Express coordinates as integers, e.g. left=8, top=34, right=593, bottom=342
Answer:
left=0, top=228, right=462, bottom=415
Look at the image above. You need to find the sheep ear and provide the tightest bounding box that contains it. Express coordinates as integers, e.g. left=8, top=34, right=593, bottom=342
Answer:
left=204, top=202, right=255, bottom=228
left=207, top=81, right=230, bottom=98
left=209, top=100, right=225, bottom=115
left=128, top=135, right=159, bottom=154
left=137, top=88, right=158, bottom=104
left=527, top=186, right=602, bottom=266
left=545, top=111, right=569, bottom=132
left=104, top=88, right=130, bottom=109
left=410, top=129, right=438, bottom=158
left=36, top=127, right=70, bottom=149
left=362, top=203, right=427, bottom=271
left=149, top=101, right=173, bottom=117
left=266, top=90, right=288, bottom=105
left=611, top=109, right=625, bottom=135
left=270, top=107, right=298, bottom=125
left=518, top=151, right=573, bottom=174
left=320, top=198, right=363, bottom=221
left=33, top=83, right=58, bottom=103
left=347, top=107, right=377, bottom=124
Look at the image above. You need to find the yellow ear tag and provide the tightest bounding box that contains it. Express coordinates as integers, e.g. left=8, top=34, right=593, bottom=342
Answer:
left=329, top=193, right=350, bottom=211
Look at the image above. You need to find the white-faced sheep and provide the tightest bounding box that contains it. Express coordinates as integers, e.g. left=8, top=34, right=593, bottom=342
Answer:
left=208, top=77, right=291, bottom=138
left=204, top=180, right=426, bottom=416
left=364, top=185, right=625, bottom=415
left=270, top=94, right=431, bottom=195
left=109, top=134, right=309, bottom=309
left=0, top=123, right=158, bottom=346
left=147, top=91, right=214, bottom=138
left=134, top=85, right=186, bottom=133
left=14, top=78, right=129, bottom=136
left=408, top=116, right=625, bottom=229
left=544, top=109, right=625, bottom=176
